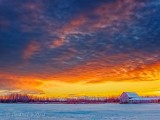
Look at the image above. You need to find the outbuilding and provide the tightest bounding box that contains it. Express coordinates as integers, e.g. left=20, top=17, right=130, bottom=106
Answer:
left=119, top=92, right=159, bottom=104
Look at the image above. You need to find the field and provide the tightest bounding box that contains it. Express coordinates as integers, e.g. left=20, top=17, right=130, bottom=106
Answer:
left=0, top=104, right=159, bottom=120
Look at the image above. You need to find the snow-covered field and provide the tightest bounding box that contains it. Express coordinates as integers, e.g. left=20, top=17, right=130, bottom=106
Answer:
left=0, top=104, right=159, bottom=120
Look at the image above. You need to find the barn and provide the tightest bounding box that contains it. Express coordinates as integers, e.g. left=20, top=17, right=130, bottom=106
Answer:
left=119, top=92, right=159, bottom=104
left=120, top=92, right=139, bottom=103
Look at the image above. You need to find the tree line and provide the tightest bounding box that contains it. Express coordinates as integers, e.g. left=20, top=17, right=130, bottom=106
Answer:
left=0, top=94, right=159, bottom=104
left=0, top=94, right=119, bottom=103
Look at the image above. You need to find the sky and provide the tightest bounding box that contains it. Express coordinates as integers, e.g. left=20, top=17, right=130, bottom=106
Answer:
left=0, top=0, right=160, bottom=97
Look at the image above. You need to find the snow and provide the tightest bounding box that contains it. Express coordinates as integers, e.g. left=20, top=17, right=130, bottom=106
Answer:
left=124, top=92, right=139, bottom=98
left=0, top=104, right=159, bottom=120
left=131, top=97, right=159, bottom=100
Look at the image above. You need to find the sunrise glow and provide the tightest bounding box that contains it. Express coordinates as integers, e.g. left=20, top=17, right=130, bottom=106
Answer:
left=0, top=0, right=160, bottom=98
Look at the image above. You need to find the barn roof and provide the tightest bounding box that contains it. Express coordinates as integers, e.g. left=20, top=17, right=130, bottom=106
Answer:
left=131, top=97, right=159, bottom=100
left=124, top=92, right=139, bottom=98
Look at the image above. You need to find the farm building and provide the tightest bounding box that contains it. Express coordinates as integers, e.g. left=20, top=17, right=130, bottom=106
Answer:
left=119, top=92, right=159, bottom=104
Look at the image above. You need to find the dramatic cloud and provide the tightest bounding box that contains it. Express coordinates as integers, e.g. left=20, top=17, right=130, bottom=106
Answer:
left=0, top=73, right=44, bottom=94
left=0, top=0, right=160, bottom=96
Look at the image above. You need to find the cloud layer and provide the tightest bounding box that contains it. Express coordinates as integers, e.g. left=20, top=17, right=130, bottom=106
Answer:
left=0, top=0, right=160, bottom=96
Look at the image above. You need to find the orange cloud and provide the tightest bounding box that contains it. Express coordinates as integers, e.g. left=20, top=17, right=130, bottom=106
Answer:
left=1, top=51, right=160, bottom=96
left=49, top=38, right=65, bottom=48
left=40, top=51, right=160, bottom=84
left=20, top=49, right=160, bottom=85
left=19, top=0, right=144, bottom=52
left=51, top=0, right=144, bottom=45
left=23, top=41, right=41, bottom=60
left=47, top=15, right=87, bottom=49
left=61, top=15, right=86, bottom=35
left=0, top=72, right=44, bottom=95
